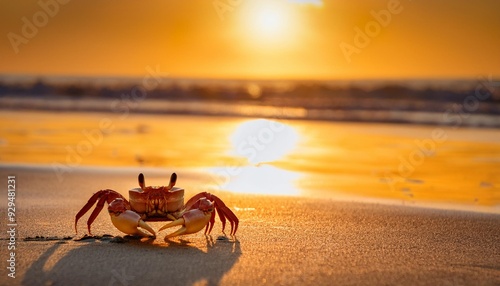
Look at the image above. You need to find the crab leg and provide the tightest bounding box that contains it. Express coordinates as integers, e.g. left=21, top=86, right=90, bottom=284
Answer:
left=215, top=207, right=228, bottom=235
left=75, top=189, right=126, bottom=234
left=185, top=192, right=239, bottom=235
left=85, top=196, right=107, bottom=235
left=213, top=197, right=239, bottom=236
left=75, top=193, right=99, bottom=233
left=205, top=210, right=216, bottom=235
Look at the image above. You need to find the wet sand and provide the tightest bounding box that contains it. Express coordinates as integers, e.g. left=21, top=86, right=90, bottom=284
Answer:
left=1, top=110, right=500, bottom=211
left=1, top=166, right=499, bottom=285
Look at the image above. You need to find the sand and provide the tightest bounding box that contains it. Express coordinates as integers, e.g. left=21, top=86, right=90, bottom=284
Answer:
left=1, top=165, right=499, bottom=286
left=2, top=110, right=500, bottom=211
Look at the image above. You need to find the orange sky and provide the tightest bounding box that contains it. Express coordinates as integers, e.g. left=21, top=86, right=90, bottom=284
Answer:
left=1, top=0, right=500, bottom=80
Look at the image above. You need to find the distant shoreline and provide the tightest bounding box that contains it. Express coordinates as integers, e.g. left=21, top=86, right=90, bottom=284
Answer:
left=2, top=95, right=500, bottom=128
left=2, top=74, right=499, bottom=128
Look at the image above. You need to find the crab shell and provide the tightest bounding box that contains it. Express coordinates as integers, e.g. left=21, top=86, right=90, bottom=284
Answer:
left=128, top=186, right=185, bottom=219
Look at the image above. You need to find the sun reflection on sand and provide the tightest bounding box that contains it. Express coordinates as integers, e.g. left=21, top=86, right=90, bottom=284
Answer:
left=210, top=119, right=302, bottom=196
left=229, top=119, right=299, bottom=164
left=210, top=165, right=301, bottom=196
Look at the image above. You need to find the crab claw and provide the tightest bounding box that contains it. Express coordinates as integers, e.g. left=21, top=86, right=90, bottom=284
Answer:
left=108, top=198, right=155, bottom=237
left=158, top=198, right=213, bottom=238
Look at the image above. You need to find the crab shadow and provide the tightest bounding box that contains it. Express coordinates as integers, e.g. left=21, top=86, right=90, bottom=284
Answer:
left=22, top=236, right=241, bottom=286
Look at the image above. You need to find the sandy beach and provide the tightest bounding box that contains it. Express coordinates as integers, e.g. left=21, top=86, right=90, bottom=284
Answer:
left=1, top=111, right=500, bottom=285
left=1, top=165, right=499, bottom=285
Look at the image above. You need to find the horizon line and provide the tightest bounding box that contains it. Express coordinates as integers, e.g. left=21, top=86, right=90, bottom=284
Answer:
left=0, top=72, right=496, bottom=84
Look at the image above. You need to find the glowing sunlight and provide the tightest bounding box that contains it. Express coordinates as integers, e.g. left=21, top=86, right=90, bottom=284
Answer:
left=208, top=119, right=303, bottom=196
left=229, top=119, right=299, bottom=165
left=241, top=0, right=298, bottom=44
left=211, top=165, right=301, bottom=196
left=254, top=5, right=287, bottom=35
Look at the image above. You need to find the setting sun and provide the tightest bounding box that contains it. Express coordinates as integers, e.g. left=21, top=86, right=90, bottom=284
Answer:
left=2, top=0, right=500, bottom=79
left=240, top=1, right=299, bottom=44
left=253, top=4, right=287, bottom=35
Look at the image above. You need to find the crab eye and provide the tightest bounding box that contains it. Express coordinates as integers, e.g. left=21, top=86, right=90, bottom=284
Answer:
left=138, top=173, right=146, bottom=189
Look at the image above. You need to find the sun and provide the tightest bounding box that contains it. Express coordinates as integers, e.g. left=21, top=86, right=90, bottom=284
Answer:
left=241, top=1, right=297, bottom=41
left=254, top=5, right=286, bottom=35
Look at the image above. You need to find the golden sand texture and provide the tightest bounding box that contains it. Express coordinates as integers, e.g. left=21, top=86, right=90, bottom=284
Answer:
left=0, top=166, right=499, bottom=285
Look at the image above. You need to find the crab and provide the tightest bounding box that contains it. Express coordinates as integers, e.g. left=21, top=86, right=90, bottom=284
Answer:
left=75, top=173, right=239, bottom=239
